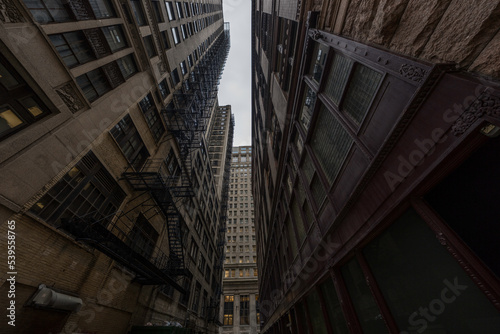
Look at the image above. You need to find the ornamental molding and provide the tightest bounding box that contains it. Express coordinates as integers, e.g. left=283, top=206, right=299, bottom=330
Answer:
left=452, top=91, right=500, bottom=136
left=399, top=64, right=427, bottom=83
left=0, top=0, right=24, bottom=23
left=55, top=82, right=85, bottom=114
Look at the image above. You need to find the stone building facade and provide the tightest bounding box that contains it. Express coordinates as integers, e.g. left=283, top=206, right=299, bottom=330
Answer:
left=252, top=0, right=500, bottom=333
left=220, top=146, right=260, bottom=334
left=0, top=1, right=230, bottom=333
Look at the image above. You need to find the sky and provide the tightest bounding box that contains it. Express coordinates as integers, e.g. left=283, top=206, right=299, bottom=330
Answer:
left=218, top=0, right=252, bottom=147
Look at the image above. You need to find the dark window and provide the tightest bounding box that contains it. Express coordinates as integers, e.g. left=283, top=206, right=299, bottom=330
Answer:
left=363, top=209, right=500, bottom=333
left=117, top=54, right=138, bottom=79
left=319, top=278, right=349, bottom=333
left=161, top=30, right=170, bottom=49
left=49, top=31, right=95, bottom=68
left=187, top=54, right=194, bottom=67
left=76, top=68, right=111, bottom=102
left=110, top=114, right=150, bottom=170
left=341, top=257, right=387, bottom=334
left=23, top=0, right=72, bottom=23
left=305, top=289, right=328, bottom=334
left=159, top=79, right=170, bottom=99
left=138, top=93, right=164, bottom=142
left=240, top=295, right=249, bottom=325
left=298, top=87, right=316, bottom=133
left=179, top=277, right=191, bottom=306
left=165, top=1, right=175, bottom=21
left=89, top=0, right=116, bottom=19
left=175, top=1, right=183, bottom=18
left=181, top=24, right=188, bottom=39
left=192, top=282, right=201, bottom=313
left=102, top=25, right=127, bottom=52
left=171, top=27, right=181, bottom=45
left=143, top=35, right=157, bottom=58
left=171, top=68, right=180, bottom=86
left=180, top=60, right=187, bottom=75
left=129, top=214, right=158, bottom=259
left=183, top=2, right=190, bottom=17
left=223, top=295, right=234, bottom=325
left=29, top=151, right=126, bottom=226
left=425, top=138, right=500, bottom=278
left=0, top=56, right=51, bottom=139
left=151, top=0, right=163, bottom=22
left=130, top=0, right=147, bottom=26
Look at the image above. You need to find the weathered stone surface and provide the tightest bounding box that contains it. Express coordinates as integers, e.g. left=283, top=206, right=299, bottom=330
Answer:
left=368, top=0, right=410, bottom=46
left=342, top=0, right=381, bottom=41
left=420, top=0, right=500, bottom=66
left=390, top=0, right=451, bottom=57
left=469, top=29, right=500, bottom=79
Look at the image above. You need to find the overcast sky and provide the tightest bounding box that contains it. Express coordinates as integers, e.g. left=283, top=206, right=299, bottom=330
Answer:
left=218, top=0, right=252, bottom=147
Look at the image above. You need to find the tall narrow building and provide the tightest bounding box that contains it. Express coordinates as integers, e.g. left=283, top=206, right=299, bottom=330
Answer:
left=0, top=1, right=230, bottom=333
left=220, top=146, right=260, bottom=334
left=252, top=1, right=500, bottom=333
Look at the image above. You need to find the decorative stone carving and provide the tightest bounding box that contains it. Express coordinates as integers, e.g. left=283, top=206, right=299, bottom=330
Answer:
left=452, top=92, right=500, bottom=135
left=0, top=0, right=24, bottom=23
left=399, top=64, right=427, bottom=83
left=55, top=83, right=85, bottom=113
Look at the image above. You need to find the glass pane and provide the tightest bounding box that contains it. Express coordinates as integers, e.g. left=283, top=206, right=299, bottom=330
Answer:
left=299, top=87, right=316, bottom=133
left=87, top=69, right=110, bottom=96
left=324, top=53, right=352, bottom=106
left=364, top=209, right=500, bottom=334
left=0, top=106, right=24, bottom=134
left=341, top=257, right=388, bottom=334
left=342, top=64, right=382, bottom=124
left=64, top=31, right=95, bottom=65
left=117, top=54, right=138, bottom=79
left=0, top=62, right=20, bottom=89
left=320, top=278, right=349, bottom=334
left=19, top=97, right=44, bottom=117
left=166, top=1, right=175, bottom=21
left=76, top=74, right=98, bottom=102
left=306, top=289, right=328, bottom=334
left=49, top=34, right=78, bottom=68
left=310, top=106, right=353, bottom=184
left=309, top=42, right=329, bottom=83
left=102, top=25, right=127, bottom=52
left=89, top=0, right=116, bottom=18
left=130, top=0, right=146, bottom=26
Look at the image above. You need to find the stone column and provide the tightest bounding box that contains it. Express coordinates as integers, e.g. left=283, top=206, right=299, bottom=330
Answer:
left=234, top=294, right=240, bottom=334
left=249, top=293, right=257, bottom=334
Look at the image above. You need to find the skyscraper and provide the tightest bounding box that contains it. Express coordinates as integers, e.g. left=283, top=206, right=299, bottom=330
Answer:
left=221, top=146, right=260, bottom=334
left=0, top=1, right=230, bottom=333
left=252, top=1, right=500, bottom=333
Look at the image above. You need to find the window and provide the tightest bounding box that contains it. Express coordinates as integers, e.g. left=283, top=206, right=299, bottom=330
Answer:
left=180, top=60, right=187, bottom=75
left=161, top=30, right=170, bottom=49
left=165, top=1, right=175, bottom=21
left=102, top=25, right=127, bottom=52
left=117, top=54, right=138, bottom=79
left=192, top=282, right=201, bottom=313
left=223, top=295, right=234, bottom=325
left=171, top=68, right=180, bottom=86
left=151, top=0, right=163, bottom=22
left=319, top=278, right=349, bottom=333
left=180, top=24, right=188, bottom=39
left=90, top=0, right=116, bottom=19
left=306, top=289, right=328, bottom=333
left=23, top=0, right=72, bottom=23
left=129, top=214, right=158, bottom=259
left=0, top=56, right=51, bottom=139
left=159, top=79, right=170, bottom=99
left=240, top=295, right=249, bottom=325
left=183, top=2, right=190, bottom=17
left=299, top=87, right=316, bottom=133
left=29, top=151, right=126, bottom=226
left=171, top=27, right=181, bottom=45
left=76, top=68, right=111, bottom=102
left=110, top=114, right=150, bottom=170
left=175, top=1, right=184, bottom=18
left=143, top=35, right=157, bottom=58
left=49, top=31, right=95, bottom=68
left=139, top=93, right=164, bottom=142
left=309, top=42, right=329, bottom=83
left=310, top=106, right=353, bottom=185
left=130, top=0, right=147, bottom=26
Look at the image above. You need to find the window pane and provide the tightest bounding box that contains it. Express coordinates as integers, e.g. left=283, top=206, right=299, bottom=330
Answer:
left=0, top=106, right=24, bottom=135
left=143, top=35, right=157, bottom=58
left=341, top=257, right=388, bottom=334
left=310, top=106, right=353, bottom=184
left=364, top=209, right=500, bottom=334
left=320, top=278, right=349, bottom=334
left=299, top=87, right=316, bottom=133
left=309, top=42, right=329, bottom=83
left=87, top=69, right=110, bottom=96
left=0, top=62, right=20, bottom=89
left=165, top=1, right=175, bottom=21
left=342, top=64, right=381, bottom=124
left=76, top=74, right=98, bottom=102
left=324, top=53, right=352, bottom=106
left=89, top=0, right=116, bottom=18
left=102, top=25, right=127, bottom=52
left=306, top=290, right=328, bottom=334
left=130, top=0, right=147, bottom=26
left=117, top=54, right=138, bottom=79
left=19, top=97, right=44, bottom=117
